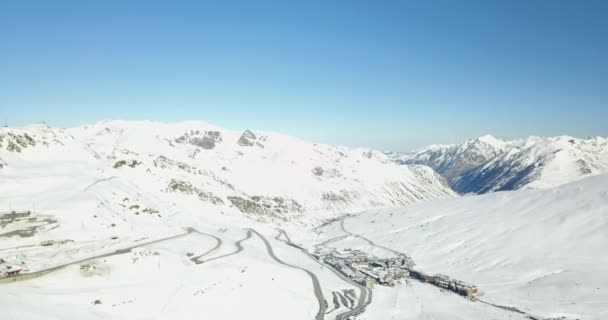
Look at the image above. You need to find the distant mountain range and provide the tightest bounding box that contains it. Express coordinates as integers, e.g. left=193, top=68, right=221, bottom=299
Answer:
left=395, top=134, right=608, bottom=194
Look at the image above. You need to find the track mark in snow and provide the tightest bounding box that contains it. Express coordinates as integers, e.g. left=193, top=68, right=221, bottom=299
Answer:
left=84, top=176, right=118, bottom=191
left=527, top=269, right=570, bottom=285
left=340, top=219, right=402, bottom=256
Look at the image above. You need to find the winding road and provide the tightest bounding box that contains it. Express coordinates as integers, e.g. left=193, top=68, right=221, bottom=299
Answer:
left=3, top=226, right=332, bottom=320
left=189, top=231, right=222, bottom=264
left=191, top=230, right=251, bottom=264
left=275, top=228, right=373, bottom=320
left=3, top=222, right=376, bottom=320
left=247, top=228, right=328, bottom=320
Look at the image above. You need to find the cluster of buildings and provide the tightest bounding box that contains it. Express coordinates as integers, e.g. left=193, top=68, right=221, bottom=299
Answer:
left=410, top=270, right=478, bottom=297
left=315, top=248, right=478, bottom=298
left=314, top=248, right=414, bottom=288
left=0, top=211, right=31, bottom=221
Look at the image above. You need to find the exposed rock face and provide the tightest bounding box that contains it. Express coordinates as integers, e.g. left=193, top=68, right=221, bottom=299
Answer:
left=95, top=128, right=112, bottom=136
left=321, top=190, right=359, bottom=204
left=227, top=195, right=303, bottom=222
left=238, top=130, right=257, bottom=147
left=113, top=160, right=142, bottom=169
left=192, top=131, right=222, bottom=150
left=312, top=166, right=324, bottom=176
left=175, top=130, right=223, bottom=150
left=166, top=179, right=224, bottom=205
left=153, top=155, right=202, bottom=175
left=453, top=159, right=541, bottom=194
left=312, top=166, right=341, bottom=178
left=0, top=132, right=37, bottom=152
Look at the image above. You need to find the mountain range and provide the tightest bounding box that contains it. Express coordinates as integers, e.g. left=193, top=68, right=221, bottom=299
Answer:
left=0, top=120, right=454, bottom=225
left=396, top=134, right=608, bottom=194
left=2, top=121, right=607, bottom=320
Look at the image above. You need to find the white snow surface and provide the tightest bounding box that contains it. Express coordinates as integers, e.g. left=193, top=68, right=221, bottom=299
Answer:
left=339, top=174, right=608, bottom=320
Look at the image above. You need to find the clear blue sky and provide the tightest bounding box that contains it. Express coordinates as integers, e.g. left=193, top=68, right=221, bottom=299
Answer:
left=1, top=0, right=607, bottom=150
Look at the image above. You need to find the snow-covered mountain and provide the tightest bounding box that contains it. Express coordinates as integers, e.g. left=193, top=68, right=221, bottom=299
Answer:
left=398, top=134, right=608, bottom=194
left=2, top=121, right=605, bottom=320
left=0, top=120, right=454, bottom=225
left=0, top=120, right=456, bottom=320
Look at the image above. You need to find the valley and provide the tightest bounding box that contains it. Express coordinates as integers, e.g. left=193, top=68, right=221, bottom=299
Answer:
left=0, top=121, right=605, bottom=320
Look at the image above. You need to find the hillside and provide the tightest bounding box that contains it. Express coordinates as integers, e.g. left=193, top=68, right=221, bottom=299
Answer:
left=331, top=174, right=608, bottom=320
left=0, top=120, right=454, bottom=226
left=0, top=120, right=458, bottom=320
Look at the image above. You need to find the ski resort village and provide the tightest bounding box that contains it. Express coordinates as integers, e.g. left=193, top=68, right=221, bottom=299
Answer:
left=315, top=247, right=478, bottom=298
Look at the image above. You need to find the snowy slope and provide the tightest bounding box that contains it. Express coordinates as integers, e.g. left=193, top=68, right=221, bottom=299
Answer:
left=339, top=174, right=608, bottom=320
left=3, top=121, right=605, bottom=320
left=0, top=120, right=455, bottom=225
left=399, top=134, right=608, bottom=194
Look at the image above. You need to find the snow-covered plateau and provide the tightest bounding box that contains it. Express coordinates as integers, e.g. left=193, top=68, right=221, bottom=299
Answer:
left=1, top=121, right=606, bottom=320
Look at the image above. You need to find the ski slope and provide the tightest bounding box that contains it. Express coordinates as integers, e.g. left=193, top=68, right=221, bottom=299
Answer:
left=340, top=174, right=608, bottom=320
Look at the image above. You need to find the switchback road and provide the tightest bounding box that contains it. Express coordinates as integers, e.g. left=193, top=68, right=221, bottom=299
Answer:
left=247, top=228, right=328, bottom=320
left=275, top=228, right=372, bottom=320
left=192, top=230, right=251, bottom=264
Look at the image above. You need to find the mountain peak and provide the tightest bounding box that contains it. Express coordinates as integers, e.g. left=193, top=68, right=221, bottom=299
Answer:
left=475, top=134, right=502, bottom=145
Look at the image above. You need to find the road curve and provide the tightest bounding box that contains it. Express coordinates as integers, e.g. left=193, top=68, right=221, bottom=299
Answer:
left=318, top=256, right=370, bottom=320
left=246, top=228, right=328, bottom=320
left=193, top=230, right=252, bottom=264
left=189, top=230, right=222, bottom=264
left=274, top=228, right=292, bottom=243
left=276, top=228, right=372, bottom=320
